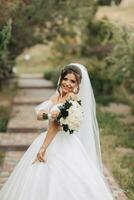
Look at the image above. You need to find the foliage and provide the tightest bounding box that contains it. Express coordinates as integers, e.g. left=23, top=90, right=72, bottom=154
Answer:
left=98, top=110, right=134, bottom=198
left=0, top=0, right=97, bottom=84
left=43, top=67, right=61, bottom=88
left=0, top=106, right=10, bottom=132
left=86, top=57, right=114, bottom=96
left=81, top=19, right=134, bottom=96
left=98, top=111, right=134, bottom=149
left=1, top=0, right=97, bottom=57
left=0, top=150, right=5, bottom=166
left=0, top=77, right=17, bottom=132
left=97, top=0, right=122, bottom=6
left=0, top=20, right=12, bottom=56
left=104, top=26, right=134, bottom=93
left=0, top=19, right=13, bottom=86
left=96, top=95, right=129, bottom=106
left=50, top=28, right=81, bottom=64
left=81, top=18, right=113, bottom=58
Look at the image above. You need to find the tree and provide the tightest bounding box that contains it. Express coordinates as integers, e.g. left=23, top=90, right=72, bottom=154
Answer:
left=104, top=26, right=134, bottom=93
left=97, top=0, right=122, bottom=5
left=0, top=19, right=13, bottom=86
left=0, top=0, right=97, bottom=84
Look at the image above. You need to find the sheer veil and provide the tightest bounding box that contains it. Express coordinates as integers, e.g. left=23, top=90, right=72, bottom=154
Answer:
left=57, top=63, right=103, bottom=173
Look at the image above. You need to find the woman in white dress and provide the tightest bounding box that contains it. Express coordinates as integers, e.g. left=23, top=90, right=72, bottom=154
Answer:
left=0, top=63, right=114, bottom=200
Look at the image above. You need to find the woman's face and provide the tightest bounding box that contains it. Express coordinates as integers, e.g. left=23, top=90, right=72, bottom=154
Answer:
left=60, top=73, right=78, bottom=94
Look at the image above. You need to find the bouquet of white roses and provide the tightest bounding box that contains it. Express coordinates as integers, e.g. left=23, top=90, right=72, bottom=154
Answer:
left=56, top=97, right=84, bottom=134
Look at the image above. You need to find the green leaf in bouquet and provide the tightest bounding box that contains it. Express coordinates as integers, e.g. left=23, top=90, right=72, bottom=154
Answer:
left=61, top=110, right=68, bottom=118
left=64, top=100, right=72, bottom=109
left=69, top=129, right=74, bottom=134
left=63, top=124, right=69, bottom=132
left=56, top=113, right=62, bottom=121
left=77, top=100, right=82, bottom=105
left=42, top=113, right=48, bottom=120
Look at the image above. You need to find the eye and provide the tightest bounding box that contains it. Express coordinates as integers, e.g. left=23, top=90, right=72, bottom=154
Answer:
left=63, top=77, right=67, bottom=81
left=71, top=80, right=76, bottom=83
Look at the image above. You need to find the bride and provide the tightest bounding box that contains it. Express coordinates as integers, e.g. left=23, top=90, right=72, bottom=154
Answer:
left=0, top=63, right=114, bottom=200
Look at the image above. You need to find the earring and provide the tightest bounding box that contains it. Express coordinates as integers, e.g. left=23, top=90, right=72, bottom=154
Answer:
left=73, top=87, right=78, bottom=94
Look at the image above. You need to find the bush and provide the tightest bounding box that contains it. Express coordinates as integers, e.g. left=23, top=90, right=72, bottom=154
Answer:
left=104, top=26, right=134, bottom=93
left=98, top=110, right=134, bottom=198
left=86, top=58, right=114, bottom=96
left=98, top=0, right=122, bottom=5
left=83, top=21, right=134, bottom=96
left=97, top=111, right=134, bottom=149
left=0, top=0, right=97, bottom=86
left=0, top=106, right=10, bottom=132
left=96, top=95, right=129, bottom=105
left=0, top=150, right=5, bottom=166
left=81, top=18, right=113, bottom=58
left=43, top=67, right=61, bottom=88
left=0, top=19, right=13, bottom=86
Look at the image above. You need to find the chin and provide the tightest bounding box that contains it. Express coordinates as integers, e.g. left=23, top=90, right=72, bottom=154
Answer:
left=63, top=90, right=69, bottom=94
left=62, top=90, right=69, bottom=94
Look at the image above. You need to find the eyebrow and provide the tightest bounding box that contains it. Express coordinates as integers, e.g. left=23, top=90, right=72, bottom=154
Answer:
left=64, top=77, right=76, bottom=81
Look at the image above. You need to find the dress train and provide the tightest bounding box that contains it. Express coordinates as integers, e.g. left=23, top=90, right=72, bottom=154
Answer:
left=0, top=129, right=114, bottom=200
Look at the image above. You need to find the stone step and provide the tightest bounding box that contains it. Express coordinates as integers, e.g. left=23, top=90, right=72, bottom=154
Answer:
left=18, top=74, right=43, bottom=79
left=13, top=88, right=55, bottom=105
left=7, top=105, right=48, bottom=133
left=0, top=133, right=39, bottom=151
left=18, top=78, right=54, bottom=89
left=0, top=151, right=24, bottom=188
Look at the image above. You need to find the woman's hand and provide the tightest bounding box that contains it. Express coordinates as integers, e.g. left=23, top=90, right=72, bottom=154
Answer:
left=51, top=111, right=60, bottom=120
left=32, top=146, right=47, bottom=164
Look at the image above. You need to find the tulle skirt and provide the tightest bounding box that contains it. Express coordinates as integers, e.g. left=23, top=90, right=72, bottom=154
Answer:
left=0, top=130, right=114, bottom=200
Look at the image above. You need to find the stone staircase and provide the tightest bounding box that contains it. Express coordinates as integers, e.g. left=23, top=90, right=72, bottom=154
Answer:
left=0, top=74, right=127, bottom=199
left=0, top=74, right=55, bottom=189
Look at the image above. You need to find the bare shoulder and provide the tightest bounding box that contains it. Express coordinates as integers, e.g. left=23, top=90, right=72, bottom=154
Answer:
left=67, top=92, right=77, bottom=101
left=49, top=91, right=59, bottom=103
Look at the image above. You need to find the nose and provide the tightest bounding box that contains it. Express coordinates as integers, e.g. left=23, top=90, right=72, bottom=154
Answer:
left=65, top=80, right=70, bottom=86
left=64, top=83, right=71, bottom=89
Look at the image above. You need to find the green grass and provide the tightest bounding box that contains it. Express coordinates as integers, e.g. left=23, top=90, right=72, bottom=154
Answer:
left=97, top=109, right=134, bottom=199
left=98, top=111, right=134, bottom=149
left=0, top=81, right=18, bottom=166
left=96, top=95, right=129, bottom=106
left=0, top=81, right=17, bottom=132
left=0, top=150, right=5, bottom=166
left=0, top=106, right=10, bottom=132
left=0, top=80, right=18, bottom=103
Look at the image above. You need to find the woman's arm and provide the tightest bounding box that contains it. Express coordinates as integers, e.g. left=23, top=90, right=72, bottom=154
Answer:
left=36, top=92, right=58, bottom=120
left=32, top=120, right=60, bottom=163
left=39, top=92, right=77, bottom=149
left=41, top=120, right=60, bottom=149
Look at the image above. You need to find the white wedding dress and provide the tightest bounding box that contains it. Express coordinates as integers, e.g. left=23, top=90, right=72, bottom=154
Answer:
left=0, top=101, right=114, bottom=200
